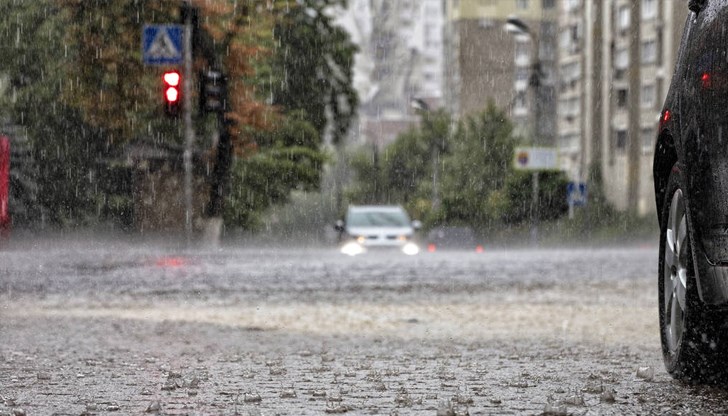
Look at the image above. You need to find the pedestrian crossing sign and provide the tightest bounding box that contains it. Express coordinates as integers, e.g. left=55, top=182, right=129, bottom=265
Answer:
left=142, top=25, right=183, bottom=65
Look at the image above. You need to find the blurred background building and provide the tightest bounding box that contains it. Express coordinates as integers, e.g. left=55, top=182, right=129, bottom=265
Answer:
left=334, top=0, right=445, bottom=148
left=555, top=0, right=688, bottom=215
left=443, top=0, right=558, bottom=146
left=336, top=0, right=690, bottom=216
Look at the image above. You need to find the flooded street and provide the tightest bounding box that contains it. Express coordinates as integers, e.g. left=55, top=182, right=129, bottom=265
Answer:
left=2, top=239, right=728, bottom=415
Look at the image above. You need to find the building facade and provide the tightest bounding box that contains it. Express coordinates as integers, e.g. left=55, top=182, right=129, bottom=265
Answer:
left=444, top=0, right=559, bottom=146
left=555, top=0, right=687, bottom=215
left=335, top=0, right=445, bottom=147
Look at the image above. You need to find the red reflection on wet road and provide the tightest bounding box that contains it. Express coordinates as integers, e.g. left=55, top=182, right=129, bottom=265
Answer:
left=154, top=256, right=188, bottom=268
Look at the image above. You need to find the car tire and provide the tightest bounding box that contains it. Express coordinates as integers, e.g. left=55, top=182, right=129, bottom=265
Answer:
left=659, top=167, right=727, bottom=382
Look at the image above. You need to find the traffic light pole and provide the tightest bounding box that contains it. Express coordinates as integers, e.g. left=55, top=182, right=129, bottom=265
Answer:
left=183, top=1, right=195, bottom=243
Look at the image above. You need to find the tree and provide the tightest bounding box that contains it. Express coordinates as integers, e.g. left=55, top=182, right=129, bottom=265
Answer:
left=499, top=171, right=569, bottom=225
left=345, top=145, right=388, bottom=205
left=346, top=109, right=451, bottom=221
left=0, top=1, right=113, bottom=226
left=225, top=113, right=326, bottom=229
left=224, top=0, right=359, bottom=229
left=271, top=0, right=358, bottom=146
left=0, top=0, right=355, bottom=230
left=439, top=103, right=516, bottom=228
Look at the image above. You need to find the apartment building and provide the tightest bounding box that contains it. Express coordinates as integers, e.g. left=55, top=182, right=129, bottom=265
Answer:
left=556, top=0, right=687, bottom=215
left=335, top=0, right=445, bottom=147
left=444, top=0, right=559, bottom=146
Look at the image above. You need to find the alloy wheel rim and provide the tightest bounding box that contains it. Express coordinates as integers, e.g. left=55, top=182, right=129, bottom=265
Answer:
left=664, top=189, right=688, bottom=354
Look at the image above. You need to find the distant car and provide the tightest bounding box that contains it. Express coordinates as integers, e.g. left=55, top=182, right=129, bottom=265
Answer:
left=335, top=205, right=421, bottom=256
left=426, top=226, right=478, bottom=250
left=653, top=0, right=728, bottom=382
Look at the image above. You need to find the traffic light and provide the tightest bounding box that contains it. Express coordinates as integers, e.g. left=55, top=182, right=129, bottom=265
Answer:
left=162, top=70, right=181, bottom=117
left=200, top=70, right=227, bottom=113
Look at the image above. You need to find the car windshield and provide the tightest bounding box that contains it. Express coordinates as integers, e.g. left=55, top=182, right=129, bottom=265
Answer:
left=347, top=209, right=410, bottom=227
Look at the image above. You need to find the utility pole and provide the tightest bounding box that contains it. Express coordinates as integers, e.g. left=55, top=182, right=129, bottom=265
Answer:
left=591, top=0, right=603, bottom=175
left=182, top=0, right=195, bottom=243
left=504, top=16, right=542, bottom=245
left=627, top=1, right=642, bottom=215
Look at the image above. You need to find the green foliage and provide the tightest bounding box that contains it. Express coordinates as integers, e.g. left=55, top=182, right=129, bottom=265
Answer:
left=345, top=146, right=388, bottom=205
left=0, top=0, right=352, bottom=230
left=346, top=103, right=570, bottom=232
left=225, top=116, right=326, bottom=229
left=346, top=109, right=450, bottom=220
left=439, top=103, right=515, bottom=227
left=0, top=1, right=114, bottom=226
left=224, top=0, right=358, bottom=229
left=271, top=0, right=358, bottom=145
left=498, top=171, right=569, bottom=224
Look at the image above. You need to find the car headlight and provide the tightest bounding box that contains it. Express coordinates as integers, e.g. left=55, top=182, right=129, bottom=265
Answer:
left=341, top=241, right=365, bottom=256
left=402, top=242, right=419, bottom=256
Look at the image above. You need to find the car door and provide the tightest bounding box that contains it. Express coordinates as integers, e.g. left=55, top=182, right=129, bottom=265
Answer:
left=682, top=0, right=728, bottom=263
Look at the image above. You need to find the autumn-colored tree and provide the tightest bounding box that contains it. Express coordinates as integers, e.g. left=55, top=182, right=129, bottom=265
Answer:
left=0, top=0, right=356, bottom=229
left=58, top=0, right=275, bottom=153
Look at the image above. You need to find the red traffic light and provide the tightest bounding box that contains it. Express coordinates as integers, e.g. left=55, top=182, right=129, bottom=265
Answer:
left=165, top=86, right=179, bottom=103
left=162, top=70, right=181, bottom=117
left=163, top=71, right=181, bottom=87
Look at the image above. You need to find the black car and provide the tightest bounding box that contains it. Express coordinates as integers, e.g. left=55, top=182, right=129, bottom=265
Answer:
left=654, top=0, right=728, bottom=382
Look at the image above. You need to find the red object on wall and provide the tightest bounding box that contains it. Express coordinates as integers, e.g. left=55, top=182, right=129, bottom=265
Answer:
left=0, top=136, right=10, bottom=237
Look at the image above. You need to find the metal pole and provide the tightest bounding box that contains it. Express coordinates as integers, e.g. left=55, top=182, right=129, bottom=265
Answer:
left=183, top=1, right=195, bottom=243
left=432, top=142, right=440, bottom=211
left=531, top=27, right=540, bottom=244
left=627, top=1, right=642, bottom=214
left=530, top=31, right=541, bottom=146
left=530, top=171, right=539, bottom=245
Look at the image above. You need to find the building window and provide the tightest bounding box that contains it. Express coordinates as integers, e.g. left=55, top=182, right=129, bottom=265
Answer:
left=560, top=29, right=572, bottom=51
left=543, top=0, right=555, bottom=9
left=642, top=84, right=656, bottom=108
left=615, top=48, right=629, bottom=70
left=559, top=24, right=581, bottom=54
left=515, top=92, right=528, bottom=110
left=642, top=39, right=657, bottom=64
left=616, top=89, right=628, bottom=108
left=559, top=97, right=581, bottom=119
left=618, top=6, right=630, bottom=33
left=559, top=134, right=579, bottom=152
left=642, top=0, right=658, bottom=20
left=560, top=62, right=581, bottom=89
left=565, top=0, right=579, bottom=12
left=616, top=130, right=628, bottom=151
left=515, top=40, right=531, bottom=64
left=515, top=68, right=530, bottom=82
left=517, top=0, right=529, bottom=9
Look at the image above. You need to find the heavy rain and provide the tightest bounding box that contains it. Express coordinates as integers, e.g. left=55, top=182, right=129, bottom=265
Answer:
left=2, top=0, right=728, bottom=415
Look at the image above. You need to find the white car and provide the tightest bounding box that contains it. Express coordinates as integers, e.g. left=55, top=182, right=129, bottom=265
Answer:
left=335, top=205, right=421, bottom=256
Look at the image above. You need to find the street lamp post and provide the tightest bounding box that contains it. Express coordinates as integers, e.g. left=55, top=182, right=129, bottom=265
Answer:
left=505, top=16, right=542, bottom=245
left=505, top=16, right=542, bottom=145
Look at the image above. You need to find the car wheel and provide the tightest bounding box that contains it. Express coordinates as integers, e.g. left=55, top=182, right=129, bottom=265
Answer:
left=659, top=167, right=727, bottom=382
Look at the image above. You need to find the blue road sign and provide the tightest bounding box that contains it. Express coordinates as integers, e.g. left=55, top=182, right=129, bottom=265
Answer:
left=567, top=182, right=588, bottom=206
left=142, top=25, right=183, bottom=66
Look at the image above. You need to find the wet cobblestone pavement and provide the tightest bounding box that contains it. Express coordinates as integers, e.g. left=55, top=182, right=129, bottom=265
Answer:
left=2, top=240, right=728, bottom=415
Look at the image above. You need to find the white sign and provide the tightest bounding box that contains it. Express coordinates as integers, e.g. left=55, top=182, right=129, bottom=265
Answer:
left=513, top=147, right=559, bottom=171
